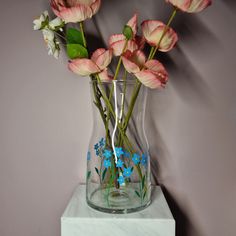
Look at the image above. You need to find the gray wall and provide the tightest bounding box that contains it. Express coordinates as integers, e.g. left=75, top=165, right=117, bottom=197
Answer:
left=0, top=0, right=235, bottom=236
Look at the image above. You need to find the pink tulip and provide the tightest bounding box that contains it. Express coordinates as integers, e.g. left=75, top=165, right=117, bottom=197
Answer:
left=109, top=14, right=140, bottom=56
left=141, top=20, right=178, bottom=52
left=126, top=13, right=138, bottom=36
left=109, top=34, right=139, bottom=56
left=50, top=0, right=101, bottom=23
left=122, top=50, right=168, bottom=89
left=68, top=48, right=113, bottom=81
left=166, top=0, right=212, bottom=13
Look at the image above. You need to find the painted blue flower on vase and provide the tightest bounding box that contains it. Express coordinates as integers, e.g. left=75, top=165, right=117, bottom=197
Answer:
left=87, top=151, right=91, bottom=161
left=141, top=153, right=148, bottom=166
left=94, top=143, right=99, bottom=151
left=99, top=138, right=105, bottom=148
left=103, top=149, right=112, bottom=159
left=132, top=153, right=140, bottom=165
left=117, top=175, right=125, bottom=185
left=124, top=151, right=130, bottom=158
left=94, top=137, right=106, bottom=158
left=116, top=159, right=124, bottom=168
left=103, top=159, right=111, bottom=169
left=123, top=167, right=133, bottom=178
left=114, top=147, right=124, bottom=158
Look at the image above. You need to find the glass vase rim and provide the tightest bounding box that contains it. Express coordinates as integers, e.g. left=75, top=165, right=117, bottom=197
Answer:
left=90, top=79, right=139, bottom=85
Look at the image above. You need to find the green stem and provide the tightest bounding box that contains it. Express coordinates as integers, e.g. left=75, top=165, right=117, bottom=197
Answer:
left=113, top=40, right=129, bottom=81
left=95, top=75, right=134, bottom=151
left=122, top=7, right=178, bottom=137
left=150, top=7, right=177, bottom=59
left=122, top=80, right=142, bottom=134
left=120, top=70, right=128, bottom=121
left=79, top=22, right=87, bottom=48
left=95, top=75, right=143, bottom=183
left=105, top=39, right=129, bottom=138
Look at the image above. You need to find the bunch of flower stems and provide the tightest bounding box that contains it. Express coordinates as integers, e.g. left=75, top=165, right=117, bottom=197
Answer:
left=82, top=9, right=178, bottom=189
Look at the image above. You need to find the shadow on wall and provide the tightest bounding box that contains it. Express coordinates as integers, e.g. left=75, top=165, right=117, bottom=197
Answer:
left=162, top=186, right=202, bottom=236
left=224, top=0, right=236, bottom=11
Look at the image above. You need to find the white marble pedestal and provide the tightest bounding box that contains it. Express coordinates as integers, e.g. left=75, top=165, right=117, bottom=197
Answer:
left=61, top=185, right=175, bottom=236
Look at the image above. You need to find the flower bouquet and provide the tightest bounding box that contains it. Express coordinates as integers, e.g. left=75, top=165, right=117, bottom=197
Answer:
left=34, top=0, right=212, bottom=213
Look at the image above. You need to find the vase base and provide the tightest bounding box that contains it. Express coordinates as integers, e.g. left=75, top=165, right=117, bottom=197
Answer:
left=86, top=184, right=151, bottom=214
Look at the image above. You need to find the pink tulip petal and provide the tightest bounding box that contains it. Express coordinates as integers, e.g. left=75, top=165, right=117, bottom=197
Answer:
left=131, top=50, right=146, bottom=68
left=91, top=48, right=113, bottom=70
left=141, top=20, right=164, bottom=40
left=58, top=5, right=92, bottom=23
left=110, top=39, right=138, bottom=56
left=127, top=13, right=138, bottom=36
left=188, top=0, right=212, bottom=13
left=98, top=69, right=113, bottom=82
left=122, top=55, right=141, bottom=74
left=109, top=34, right=126, bottom=46
left=50, top=0, right=100, bottom=23
left=91, top=48, right=106, bottom=62
left=90, top=0, right=101, bottom=14
left=141, top=20, right=178, bottom=51
left=165, top=0, right=191, bottom=12
left=51, top=0, right=65, bottom=12
left=69, top=0, right=96, bottom=6
left=135, top=70, right=162, bottom=89
left=135, top=36, right=146, bottom=50
left=68, top=58, right=100, bottom=76
left=145, top=60, right=168, bottom=84
left=149, top=25, right=178, bottom=51
left=166, top=0, right=211, bottom=13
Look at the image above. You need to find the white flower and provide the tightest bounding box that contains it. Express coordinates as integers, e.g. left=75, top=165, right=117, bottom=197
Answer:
left=49, top=17, right=64, bottom=31
left=33, top=11, right=49, bottom=30
left=42, top=29, right=60, bottom=59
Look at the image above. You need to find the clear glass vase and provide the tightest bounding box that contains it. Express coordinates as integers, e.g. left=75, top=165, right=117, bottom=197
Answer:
left=86, top=79, right=151, bottom=213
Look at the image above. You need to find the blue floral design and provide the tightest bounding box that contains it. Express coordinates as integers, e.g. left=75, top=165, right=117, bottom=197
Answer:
left=116, top=159, right=124, bottom=168
left=95, top=150, right=100, bottom=156
left=117, top=175, right=125, bottom=185
left=94, top=138, right=106, bottom=158
left=99, top=138, right=105, bottom=147
left=114, top=147, right=124, bottom=158
left=103, top=159, right=111, bottom=169
left=123, top=167, right=133, bottom=178
left=124, top=151, right=130, bottom=158
left=94, top=143, right=99, bottom=151
left=87, top=151, right=91, bottom=161
left=141, top=153, right=148, bottom=166
left=132, top=153, right=140, bottom=165
left=103, top=149, right=112, bottom=159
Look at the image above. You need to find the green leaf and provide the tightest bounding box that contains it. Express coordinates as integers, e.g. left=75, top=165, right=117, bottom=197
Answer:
left=143, top=190, right=147, bottom=200
left=102, top=168, right=107, bottom=181
left=66, top=28, right=84, bottom=45
left=141, top=175, right=146, bottom=190
left=123, top=25, right=133, bottom=40
left=87, top=171, right=91, bottom=180
left=67, top=44, right=88, bottom=59
left=135, top=190, right=141, bottom=198
left=95, top=167, right=100, bottom=176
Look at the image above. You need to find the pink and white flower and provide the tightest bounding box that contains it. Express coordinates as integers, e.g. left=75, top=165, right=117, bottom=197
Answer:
left=166, top=0, right=212, bottom=13
left=109, top=14, right=143, bottom=56
left=50, top=0, right=101, bottom=23
left=68, top=48, right=113, bottom=81
left=122, top=50, right=168, bottom=89
left=141, top=20, right=178, bottom=52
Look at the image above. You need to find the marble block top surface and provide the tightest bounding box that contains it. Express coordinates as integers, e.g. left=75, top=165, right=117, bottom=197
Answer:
left=62, top=185, right=174, bottom=221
